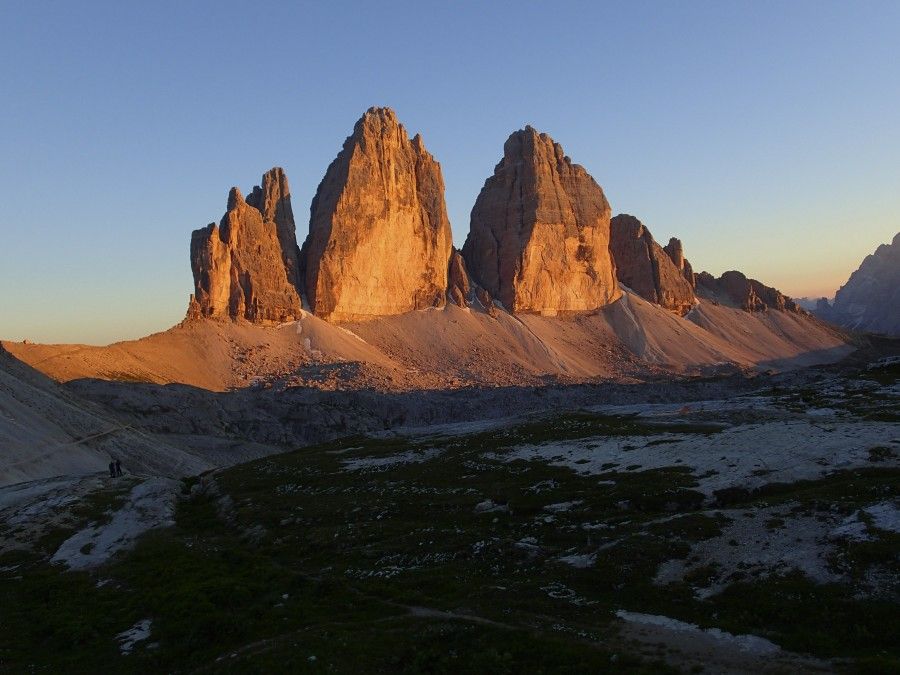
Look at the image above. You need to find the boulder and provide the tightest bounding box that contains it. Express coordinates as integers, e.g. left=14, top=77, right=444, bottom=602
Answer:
left=301, top=107, right=453, bottom=322
left=461, top=126, right=620, bottom=315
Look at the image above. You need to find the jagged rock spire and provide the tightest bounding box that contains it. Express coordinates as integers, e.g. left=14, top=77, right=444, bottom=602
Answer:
left=246, top=167, right=302, bottom=293
left=663, top=237, right=696, bottom=289
left=188, top=168, right=303, bottom=323
left=301, top=107, right=453, bottom=321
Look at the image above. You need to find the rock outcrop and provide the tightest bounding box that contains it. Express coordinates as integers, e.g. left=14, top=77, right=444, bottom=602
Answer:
left=609, top=215, right=695, bottom=315
left=461, top=126, right=620, bottom=315
left=301, top=107, right=453, bottom=322
left=663, top=237, right=696, bottom=289
left=246, top=168, right=303, bottom=293
left=188, top=169, right=303, bottom=323
left=816, top=232, right=900, bottom=335
left=695, top=270, right=800, bottom=313
left=447, top=249, right=472, bottom=307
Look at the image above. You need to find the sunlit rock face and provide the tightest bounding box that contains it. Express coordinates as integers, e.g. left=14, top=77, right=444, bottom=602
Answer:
left=188, top=168, right=303, bottom=323
left=461, top=126, right=621, bottom=315
left=447, top=249, right=472, bottom=307
left=301, top=107, right=453, bottom=322
left=609, top=214, right=695, bottom=316
left=246, top=167, right=303, bottom=295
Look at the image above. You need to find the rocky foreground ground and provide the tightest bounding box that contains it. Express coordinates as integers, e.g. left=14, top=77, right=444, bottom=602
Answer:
left=1, top=354, right=897, bottom=673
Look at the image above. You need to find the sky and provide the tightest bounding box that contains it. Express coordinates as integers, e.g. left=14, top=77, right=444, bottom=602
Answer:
left=1, top=1, right=898, bottom=345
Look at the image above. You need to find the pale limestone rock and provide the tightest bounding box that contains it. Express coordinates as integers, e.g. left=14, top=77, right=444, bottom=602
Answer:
left=301, top=107, right=453, bottom=322
left=609, top=215, right=695, bottom=316
left=663, top=237, right=696, bottom=289
left=189, top=172, right=303, bottom=323
left=447, top=249, right=471, bottom=307
left=246, top=167, right=302, bottom=293
left=462, top=126, right=620, bottom=315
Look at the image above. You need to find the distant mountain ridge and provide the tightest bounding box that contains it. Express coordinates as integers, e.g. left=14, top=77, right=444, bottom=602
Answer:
left=817, top=233, right=900, bottom=336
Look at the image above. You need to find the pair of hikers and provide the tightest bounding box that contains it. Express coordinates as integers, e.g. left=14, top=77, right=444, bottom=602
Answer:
left=108, top=459, right=123, bottom=478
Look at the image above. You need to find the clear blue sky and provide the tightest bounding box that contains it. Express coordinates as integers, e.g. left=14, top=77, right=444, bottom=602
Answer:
left=2, top=1, right=898, bottom=344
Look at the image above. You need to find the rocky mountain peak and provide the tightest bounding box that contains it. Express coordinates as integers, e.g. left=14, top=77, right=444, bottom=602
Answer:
left=301, top=107, right=453, bottom=322
left=461, top=126, right=620, bottom=315
left=226, top=187, right=244, bottom=211
left=817, top=231, right=900, bottom=334
left=182, top=110, right=825, bottom=331
left=245, top=166, right=302, bottom=292
left=447, top=248, right=472, bottom=308
left=353, top=107, right=404, bottom=143
left=246, top=167, right=291, bottom=223
left=664, top=237, right=684, bottom=266
left=188, top=168, right=303, bottom=323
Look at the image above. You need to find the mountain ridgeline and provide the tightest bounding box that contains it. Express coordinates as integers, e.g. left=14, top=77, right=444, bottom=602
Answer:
left=816, top=233, right=900, bottom=336
left=189, top=107, right=806, bottom=325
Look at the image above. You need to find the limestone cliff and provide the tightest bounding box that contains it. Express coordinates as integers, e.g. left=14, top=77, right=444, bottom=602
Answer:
left=609, top=215, right=695, bottom=315
left=246, top=167, right=303, bottom=293
left=189, top=169, right=303, bottom=323
left=301, top=107, right=453, bottom=322
left=447, top=249, right=472, bottom=307
left=462, top=126, right=620, bottom=315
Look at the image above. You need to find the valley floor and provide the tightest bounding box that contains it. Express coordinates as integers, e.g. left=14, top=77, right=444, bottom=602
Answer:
left=1, top=358, right=898, bottom=672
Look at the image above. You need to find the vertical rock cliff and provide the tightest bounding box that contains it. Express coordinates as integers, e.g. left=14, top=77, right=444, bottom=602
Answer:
left=609, top=214, right=695, bottom=315
left=461, top=126, right=620, bottom=315
left=188, top=168, right=303, bottom=323
left=246, top=167, right=303, bottom=294
left=301, top=107, right=453, bottom=322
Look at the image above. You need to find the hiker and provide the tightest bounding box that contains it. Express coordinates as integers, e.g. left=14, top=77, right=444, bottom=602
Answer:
left=108, top=461, right=116, bottom=478
left=115, top=459, right=122, bottom=477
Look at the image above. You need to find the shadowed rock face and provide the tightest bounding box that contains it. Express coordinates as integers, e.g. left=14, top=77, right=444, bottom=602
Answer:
left=609, top=215, right=695, bottom=315
left=696, top=270, right=800, bottom=313
left=302, top=107, right=453, bottom=322
left=462, top=126, right=620, bottom=315
left=188, top=169, right=303, bottom=323
left=817, top=232, right=900, bottom=335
